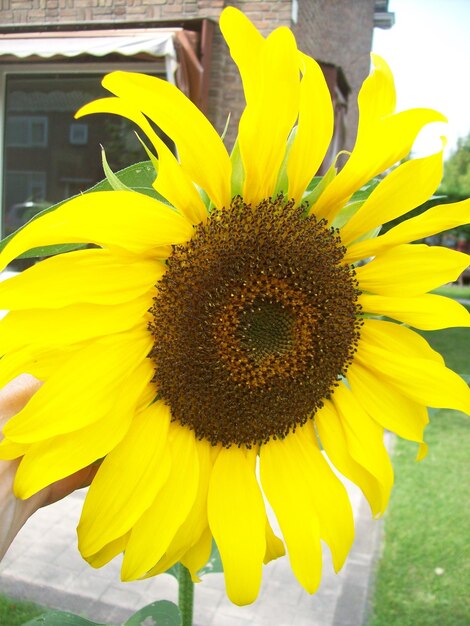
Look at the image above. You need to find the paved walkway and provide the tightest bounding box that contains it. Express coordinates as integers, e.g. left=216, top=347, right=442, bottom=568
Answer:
left=0, top=461, right=385, bottom=626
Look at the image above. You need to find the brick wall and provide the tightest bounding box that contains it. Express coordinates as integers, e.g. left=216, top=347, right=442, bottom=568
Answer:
left=1, top=0, right=377, bottom=151
left=0, top=0, right=223, bottom=23
left=292, top=0, right=376, bottom=150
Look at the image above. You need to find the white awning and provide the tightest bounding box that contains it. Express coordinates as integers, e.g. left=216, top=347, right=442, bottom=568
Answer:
left=0, top=29, right=180, bottom=80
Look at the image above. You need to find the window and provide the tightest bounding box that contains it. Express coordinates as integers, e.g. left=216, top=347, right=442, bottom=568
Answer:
left=6, top=115, right=48, bottom=147
left=69, top=122, right=88, bottom=146
left=2, top=72, right=145, bottom=226
left=1, top=67, right=168, bottom=246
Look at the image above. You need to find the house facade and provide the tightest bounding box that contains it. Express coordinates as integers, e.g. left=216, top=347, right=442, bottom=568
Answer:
left=0, top=0, right=393, bottom=235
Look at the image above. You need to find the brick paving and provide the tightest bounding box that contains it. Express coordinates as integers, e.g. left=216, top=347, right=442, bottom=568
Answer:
left=0, top=465, right=384, bottom=626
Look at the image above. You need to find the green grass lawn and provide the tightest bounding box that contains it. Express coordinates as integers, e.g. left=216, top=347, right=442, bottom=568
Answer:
left=0, top=594, right=46, bottom=626
left=367, top=326, right=470, bottom=626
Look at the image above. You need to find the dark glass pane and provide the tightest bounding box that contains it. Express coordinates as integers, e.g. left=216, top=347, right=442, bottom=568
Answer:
left=2, top=72, right=157, bottom=240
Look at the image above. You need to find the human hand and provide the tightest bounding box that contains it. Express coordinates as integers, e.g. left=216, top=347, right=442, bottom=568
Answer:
left=0, top=375, right=99, bottom=559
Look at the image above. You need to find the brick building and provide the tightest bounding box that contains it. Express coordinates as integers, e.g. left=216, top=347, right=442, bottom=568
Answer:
left=0, top=0, right=393, bottom=234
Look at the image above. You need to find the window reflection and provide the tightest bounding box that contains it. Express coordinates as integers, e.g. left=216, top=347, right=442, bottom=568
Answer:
left=3, top=73, right=150, bottom=238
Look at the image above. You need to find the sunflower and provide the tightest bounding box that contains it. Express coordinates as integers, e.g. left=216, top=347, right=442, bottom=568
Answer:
left=0, top=7, right=469, bottom=606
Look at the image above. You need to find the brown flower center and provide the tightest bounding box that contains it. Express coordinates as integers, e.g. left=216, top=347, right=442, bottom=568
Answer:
left=149, top=196, right=362, bottom=447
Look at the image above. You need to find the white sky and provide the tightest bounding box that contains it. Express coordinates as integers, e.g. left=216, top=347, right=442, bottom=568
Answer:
left=372, top=0, right=470, bottom=158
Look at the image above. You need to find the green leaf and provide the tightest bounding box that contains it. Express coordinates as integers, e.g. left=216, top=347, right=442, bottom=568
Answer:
left=0, top=161, right=163, bottom=261
left=460, top=373, right=470, bottom=385
left=90, top=160, right=159, bottom=201
left=124, top=601, right=181, bottom=626
left=197, top=540, right=223, bottom=576
left=23, top=611, right=107, bottom=626
left=134, top=133, right=160, bottom=176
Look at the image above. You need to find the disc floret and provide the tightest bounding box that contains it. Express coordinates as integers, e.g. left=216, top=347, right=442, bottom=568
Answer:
left=149, top=196, right=362, bottom=447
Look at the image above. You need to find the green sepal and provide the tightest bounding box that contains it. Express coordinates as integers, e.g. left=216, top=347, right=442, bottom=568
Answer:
left=332, top=200, right=363, bottom=229
left=101, top=147, right=132, bottom=191
left=273, top=126, right=297, bottom=198
left=0, top=161, right=165, bottom=260
left=230, top=139, right=244, bottom=199
left=220, top=112, right=231, bottom=142
left=332, top=177, right=382, bottom=232
left=165, top=562, right=180, bottom=580
left=302, top=161, right=336, bottom=210
left=349, top=177, right=381, bottom=203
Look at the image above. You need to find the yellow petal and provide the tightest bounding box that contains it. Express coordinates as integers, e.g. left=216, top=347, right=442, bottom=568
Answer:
left=3, top=329, right=152, bottom=443
left=0, top=191, right=192, bottom=271
left=295, top=420, right=354, bottom=572
left=0, top=437, right=28, bottom=460
left=149, top=135, right=208, bottom=225
left=102, top=72, right=231, bottom=210
left=76, top=96, right=163, bottom=155
left=0, top=293, right=153, bottom=353
left=287, top=53, right=334, bottom=205
left=358, top=318, right=444, bottom=364
left=260, top=432, right=322, bottom=594
left=180, top=527, right=213, bottom=583
left=208, top=445, right=266, bottom=606
left=0, top=248, right=165, bottom=309
left=356, top=321, right=470, bottom=413
left=264, top=518, right=285, bottom=565
left=417, top=442, right=429, bottom=462
left=238, top=26, right=300, bottom=205
left=340, top=149, right=443, bottom=245
left=346, top=198, right=470, bottom=263
left=356, top=244, right=469, bottom=295
left=360, top=53, right=396, bottom=118
left=313, top=55, right=446, bottom=221
left=0, top=342, right=85, bottom=389
left=347, top=361, right=428, bottom=444
left=77, top=401, right=171, bottom=558
left=315, top=400, right=386, bottom=516
left=86, top=532, right=130, bottom=569
left=13, top=359, right=152, bottom=499
left=219, top=6, right=264, bottom=105
left=121, top=422, right=199, bottom=581
left=77, top=97, right=207, bottom=225
left=144, top=438, right=213, bottom=578
left=359, top=293, right=470, bottom=330
left=331, top=384, right=394, bottom=515
left=166, top=438, right=213, bottom=557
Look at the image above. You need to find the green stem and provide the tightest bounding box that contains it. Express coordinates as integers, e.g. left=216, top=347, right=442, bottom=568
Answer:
left=178, top=564, right=194, bottom=626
